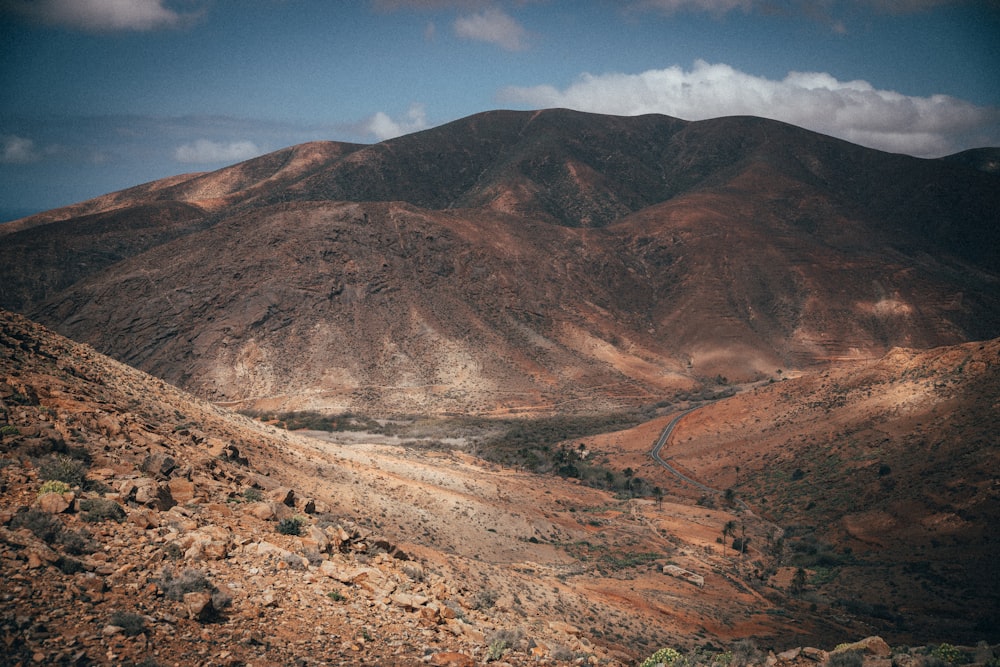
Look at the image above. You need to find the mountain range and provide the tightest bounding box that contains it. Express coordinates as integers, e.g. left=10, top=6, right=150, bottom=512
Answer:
left=2, top=109, right=998, bottom=415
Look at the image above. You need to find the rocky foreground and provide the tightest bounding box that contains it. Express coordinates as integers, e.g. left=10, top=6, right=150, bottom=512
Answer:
left=2, top=308, right=998, bottom=665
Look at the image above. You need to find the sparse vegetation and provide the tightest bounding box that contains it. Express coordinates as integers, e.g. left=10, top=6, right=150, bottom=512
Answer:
left=276, top=516, right=305, bottom=535
left=8, top=507, right=63, bottom=542
left=157, top=567, right=231, bottom=610
left=109, top=610, right=147, bottom=636
left=640, top=646, right=683, bottom=667
left=38, top=479, right=71, bottom=495
left=78, top=497, right=126, bottom=523
left=828, top=651, right=863, bottom=667
left=240, top=409, right=383, bottom=433
left=37, top=454, right=88, bottom=487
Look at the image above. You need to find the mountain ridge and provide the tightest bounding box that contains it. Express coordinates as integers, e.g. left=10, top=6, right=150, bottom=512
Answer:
left=1, top=109, right=998, bottom=414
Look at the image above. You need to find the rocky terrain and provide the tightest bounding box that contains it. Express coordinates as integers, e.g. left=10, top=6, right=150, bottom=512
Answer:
left=2, top=110, right=998, bottom=415
left=2, top=308, right=998, bottom=664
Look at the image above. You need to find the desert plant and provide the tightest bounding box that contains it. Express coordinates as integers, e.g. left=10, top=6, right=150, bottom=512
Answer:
left=243, top=487, right=263, bottom=502
left=109, top=610, right=147, bottom=636
left=731, top=639, right=762, bottom=667
left=276, top=516, right=304, bottom=535
left=0, top=424, right=19, bottom=436
left=642, top=647, right=684, bottom=667
left=829, top=651, right=863, bottom=667
left=473, top=589, right=499, bottom=610
left=157, top=567, right=231, bottom=611
left=78, top=498, right=126, bottom=523
left=39, top=479, right=71, bottom=495
left=158, top=568, right=213, bottom=600
left=57, top=527, right=92, bottom=555
left=486, top=638, right=508, bottom=662
left=487, top=628, right=523, bottom=657
left=37, top=454, right=87, bottom=487
left=931, top=644, right=964, bottom=666
left=8, top=507, right=62, bottom=542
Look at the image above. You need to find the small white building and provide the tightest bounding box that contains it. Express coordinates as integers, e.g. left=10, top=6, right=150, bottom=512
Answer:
left=663, top=564, right=705, bottom=588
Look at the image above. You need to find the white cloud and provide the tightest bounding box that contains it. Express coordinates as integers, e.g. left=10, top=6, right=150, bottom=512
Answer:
left=498, top=61, right=1000, bottom=156
left=0, top=135, right=41, bottom=164
left=173, top=139, right=263, bottom=164
left=631, top=0, right=752, bottom=15
left=630, top=0, right=960, bottom=16
left=4, top=0, right=202, bottom=32
left=365, top=103, right=430, bottom=141
left=454, top=8, right=528, bottom=51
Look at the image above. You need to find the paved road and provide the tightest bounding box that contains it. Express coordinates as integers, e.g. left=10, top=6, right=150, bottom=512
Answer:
left=650, top=406, right=749, bottom=511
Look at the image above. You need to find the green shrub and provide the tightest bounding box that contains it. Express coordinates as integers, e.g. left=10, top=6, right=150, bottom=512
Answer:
left=243, top=488, right=263, bottom=502
left=276, top=517, right=304, bottom=535
left=932, top=644, right=964, bottom=666
left=78, top=498, right=125, bottom=523
left=39, top=479, right=71, bottom=495
left=0, top=424, right=19, bottom=436
left=486, top=639, right=508, bottom=662
left=642, top=647, right=684, bottom=667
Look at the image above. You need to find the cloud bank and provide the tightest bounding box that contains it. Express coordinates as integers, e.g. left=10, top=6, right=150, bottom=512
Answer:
left=630, top=0, right=962, bottom=16
left=1, top=136, right=40, bottom=164
left=173, top=139, right=263, bottom=164
left=499, top=61, right=1000, bottom=156
left=454, top=8, right=528, bottom=51
left=3, top=0, right=203, bottom=32
left=365, top=104, right=431, bottom=141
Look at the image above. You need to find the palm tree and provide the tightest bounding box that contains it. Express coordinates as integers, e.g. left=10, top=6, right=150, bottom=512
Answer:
left=722, top=520, right=736, bottom=550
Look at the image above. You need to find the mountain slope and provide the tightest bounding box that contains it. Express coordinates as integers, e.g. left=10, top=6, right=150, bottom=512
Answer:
left=3, top=307, right=889, bottom=664
left=1, top=109, right=998, bottom=413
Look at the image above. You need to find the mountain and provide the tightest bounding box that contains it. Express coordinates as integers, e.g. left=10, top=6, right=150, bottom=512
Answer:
left=1, top=109, right=998, bottom=414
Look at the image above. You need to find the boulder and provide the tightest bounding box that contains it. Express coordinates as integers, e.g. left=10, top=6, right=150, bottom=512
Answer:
left=166, top=478, right=195, bottom=504
left=832, top=637, right=892, bottom=658
left=183, top=591, right=214, bottom=621
left=268, top=487, right=295, bottom=507
left=428, top=653, right=475, bottom=667
left=390, top=593, right=428, bottom=610
left=801, top=648, right=828, bottom=662
left=36, top=491, right=74, bottom=514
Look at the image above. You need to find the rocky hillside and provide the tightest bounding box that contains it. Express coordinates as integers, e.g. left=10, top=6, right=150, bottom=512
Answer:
left=1, top=110, right=998, bottom=414
left=610, top=339, right=1000, bottom=643
left=2, top=307, right=998, bottom=664
left=0, top=309, right=819, bottom=665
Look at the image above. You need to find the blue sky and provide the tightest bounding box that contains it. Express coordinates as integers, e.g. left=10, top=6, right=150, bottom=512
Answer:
left=1, top=0, right=998, bottom=217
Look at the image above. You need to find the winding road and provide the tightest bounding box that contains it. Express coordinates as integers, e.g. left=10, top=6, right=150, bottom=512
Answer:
left=650, top=406, right=749, bottom=511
